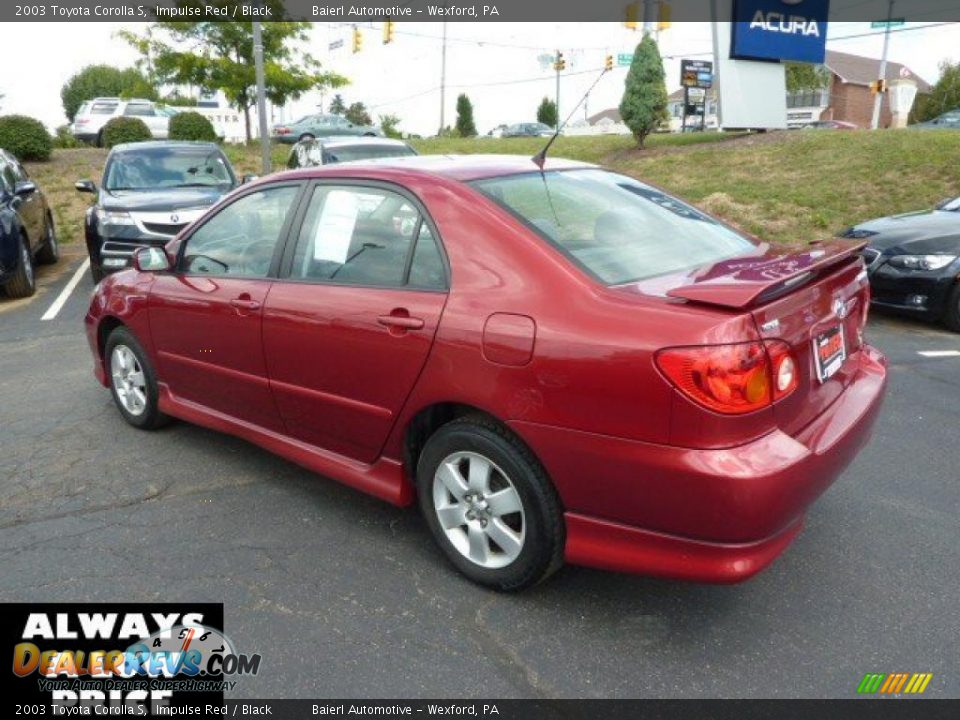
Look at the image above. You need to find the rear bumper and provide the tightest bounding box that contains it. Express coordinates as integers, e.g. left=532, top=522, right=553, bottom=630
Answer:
left=512, top=345, right=887, bottom=582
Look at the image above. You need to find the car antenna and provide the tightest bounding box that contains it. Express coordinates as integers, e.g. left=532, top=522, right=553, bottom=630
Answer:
left=532, top=65, right=611, bottom=170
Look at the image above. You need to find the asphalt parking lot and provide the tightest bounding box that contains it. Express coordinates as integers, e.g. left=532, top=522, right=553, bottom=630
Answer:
left=1, top=253, right=958, bottom=699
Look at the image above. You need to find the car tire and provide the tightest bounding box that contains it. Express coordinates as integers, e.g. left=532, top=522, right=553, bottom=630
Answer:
left=104, top=326, right=170, bottom=431
left=363, top=132, right=376, bottom=137
left=4, top=234, right=36, bottom=298
left=35, top=214, right=59, bottom=265
left=943, top=283, right=960, bottom=333
left=299, top=133, right=314, bottom=142
left=416, top=415, right=565, bottom=591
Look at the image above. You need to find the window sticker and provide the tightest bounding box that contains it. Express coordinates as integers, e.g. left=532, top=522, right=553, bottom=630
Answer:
left=313, top=190, right=360, bottom=264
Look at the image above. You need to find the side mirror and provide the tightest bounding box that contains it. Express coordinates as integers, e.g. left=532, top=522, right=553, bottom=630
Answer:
left=934, top=197, right=955, bottom=210
left=14, top=181, right=37, bottom=196
left=132, top=247, right=171, bottom=273
left=75, top=179, right=97, bottom=194
left=241, top=174, right=258, bottom=184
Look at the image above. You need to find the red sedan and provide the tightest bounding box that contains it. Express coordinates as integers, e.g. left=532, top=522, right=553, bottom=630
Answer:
left=85, top=156, right=887, bottom=590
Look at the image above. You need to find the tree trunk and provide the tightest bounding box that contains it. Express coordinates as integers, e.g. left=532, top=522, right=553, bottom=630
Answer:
left=242, top=104, right=252, bottom=143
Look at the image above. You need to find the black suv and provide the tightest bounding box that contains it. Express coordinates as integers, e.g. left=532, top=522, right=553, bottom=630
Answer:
left=76, top=141, right=240, bottom=282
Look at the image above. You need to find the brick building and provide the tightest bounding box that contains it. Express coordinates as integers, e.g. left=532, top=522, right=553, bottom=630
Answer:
left=786, top=50, right=932, bottom=128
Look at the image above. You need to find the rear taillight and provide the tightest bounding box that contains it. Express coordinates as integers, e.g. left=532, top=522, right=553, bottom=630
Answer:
left=655, top=341, right=799, bottom=415
left=275, top=127, right=290, bottom=135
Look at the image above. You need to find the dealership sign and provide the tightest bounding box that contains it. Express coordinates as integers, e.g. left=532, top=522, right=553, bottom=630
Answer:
left=731, top=0, right=830, bottom=64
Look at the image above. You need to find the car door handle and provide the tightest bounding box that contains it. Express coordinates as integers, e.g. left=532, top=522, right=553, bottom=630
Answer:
left=230, top=298, right=261, bottom=311
left=378, top=314, right=424, bottom=330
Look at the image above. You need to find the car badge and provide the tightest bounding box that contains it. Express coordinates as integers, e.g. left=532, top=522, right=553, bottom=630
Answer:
left=760, top=319, right=780, bottom=333
left=833, top=298, right=849, bottom=320
left=170, top=213, right=180, bottom=223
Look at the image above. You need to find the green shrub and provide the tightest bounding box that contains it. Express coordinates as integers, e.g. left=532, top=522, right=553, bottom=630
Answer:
left=168, top=111, right=218, bottom=142
left=0, top=115, right=53, bottom=161
left=53, top=124, right=82, bottom=149
left=101, top=117, right=151, bottom=148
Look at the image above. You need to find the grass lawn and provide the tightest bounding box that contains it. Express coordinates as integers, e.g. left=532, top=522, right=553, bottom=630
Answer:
left=24, top=129, right=960, bottom=248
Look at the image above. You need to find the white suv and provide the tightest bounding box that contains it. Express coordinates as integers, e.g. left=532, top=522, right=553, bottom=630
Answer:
left=71, top=98, right=172, bottom=146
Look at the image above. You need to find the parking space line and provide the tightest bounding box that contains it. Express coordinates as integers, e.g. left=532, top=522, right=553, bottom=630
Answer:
left=40, top=259, right=90, bottom=321
left=917, top=350, right=960, bottom=358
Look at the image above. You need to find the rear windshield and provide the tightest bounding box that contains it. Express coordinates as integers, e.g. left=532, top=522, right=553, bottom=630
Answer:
left=472, top=169, right=755, bottom=285
left=104, top=146, right=235, bottom=191
left=323, top=144, right=416, bottom=164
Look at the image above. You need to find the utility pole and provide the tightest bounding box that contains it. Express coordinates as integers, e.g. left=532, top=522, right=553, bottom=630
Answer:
left=642, top=0, right=654, bottom=35
left=252, top=17, right=271, bottom=174
left=555, top=50, right=561, bottom=128
left=871, top=0, right=895, bottom=130
left=438, top=21, right=448, bottom=135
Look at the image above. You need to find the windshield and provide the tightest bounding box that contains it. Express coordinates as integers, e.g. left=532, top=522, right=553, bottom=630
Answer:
left=323, top=144, right=416, bottom=164
left=104, top=146, right=235, bottom=191
left=472, top=169, right=756, bottom=285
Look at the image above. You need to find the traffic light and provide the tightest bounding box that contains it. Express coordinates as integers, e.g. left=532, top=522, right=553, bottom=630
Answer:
left=383, top=19, right=395, bottom=44
left=605, top=54, right=614, bottom=71
left=554, top=51, right=566, bottom=72
left=658, top=1, right=672, bottom=30
left=352, top=26, right=363, bottom=53
left=625, top=1, right=639, bottom=30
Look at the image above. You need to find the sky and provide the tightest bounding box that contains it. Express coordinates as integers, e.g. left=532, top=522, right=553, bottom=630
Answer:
left=1, top=21, right=958, bottom=136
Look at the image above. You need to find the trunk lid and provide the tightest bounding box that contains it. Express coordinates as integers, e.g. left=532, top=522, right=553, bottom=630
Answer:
left=625, top=240, right=871, bottom=437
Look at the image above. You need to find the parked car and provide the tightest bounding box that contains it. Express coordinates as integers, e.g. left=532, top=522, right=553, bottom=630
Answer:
left=911, top=109, right=960, bottom=130
left=840, top=197, right=960, bottom=331
left=0, top=149, right=59, bottom=298
left=502, top=123, right=555, bottom=138
left=802, top=120, right=859, bottom=130
left=85, top=156, right=887, bottom=590
left=71, top=98, right=172, bottom=147
left=75, top=141, right=241, bottom=282
left=286, top=137, right=417, bottom=169
left=272, top=114, right=383, bottom=144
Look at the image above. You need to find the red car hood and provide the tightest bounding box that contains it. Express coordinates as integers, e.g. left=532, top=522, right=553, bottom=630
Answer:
left=619, top=240, right=866, bottom=309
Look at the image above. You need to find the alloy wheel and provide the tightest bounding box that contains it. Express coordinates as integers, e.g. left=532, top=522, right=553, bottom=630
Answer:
left=110, top=345, right=147, bottom=416
left=432, top=451, right=526, bottom=569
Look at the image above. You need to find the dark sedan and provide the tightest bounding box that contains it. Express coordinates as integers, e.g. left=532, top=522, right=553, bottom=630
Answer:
left=75, top=141, right=240, bottom=282
left=0, top=149, right=58, bottom=298
left=841, top=197, right=960, bottom=331
left=286, top=137, right=417, bottom=169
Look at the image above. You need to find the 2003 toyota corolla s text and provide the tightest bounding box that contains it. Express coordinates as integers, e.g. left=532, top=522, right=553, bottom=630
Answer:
left=84, top=155, right=887, bottom=590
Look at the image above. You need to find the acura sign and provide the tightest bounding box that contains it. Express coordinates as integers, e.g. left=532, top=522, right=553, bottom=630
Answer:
left=731, top=0, right=830, bottom=64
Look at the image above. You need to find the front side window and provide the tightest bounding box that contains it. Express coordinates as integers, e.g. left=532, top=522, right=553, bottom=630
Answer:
left=181, top=185, right=299, bottom=278
left=473, top=169, right=755, bottom=285
left=290, top=185, right=441, bottom=288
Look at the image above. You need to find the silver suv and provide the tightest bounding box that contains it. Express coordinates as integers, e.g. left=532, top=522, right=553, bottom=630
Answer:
left=71, top=98, right=173, bottom=146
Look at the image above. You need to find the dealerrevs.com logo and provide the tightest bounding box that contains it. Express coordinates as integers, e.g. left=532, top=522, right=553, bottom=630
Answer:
left=3, top=604, right=261, bottom=715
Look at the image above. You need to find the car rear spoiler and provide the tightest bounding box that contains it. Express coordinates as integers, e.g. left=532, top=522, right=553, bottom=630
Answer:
left=665, top=241, right=867, bottom=310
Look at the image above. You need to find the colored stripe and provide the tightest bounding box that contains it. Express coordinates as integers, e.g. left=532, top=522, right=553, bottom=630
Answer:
left=880, top=674, right=897, bottom=693
left=917, top=674, right=933, bottom=694
left=893, top=673, right=909, bottom=693
left=904, top=674, right=920, bottom=693
left=857, top=674, right=877, bottom=693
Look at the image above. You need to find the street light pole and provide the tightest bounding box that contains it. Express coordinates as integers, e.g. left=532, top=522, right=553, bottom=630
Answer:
left=871, top=0, right=895, bottom=130
left=252, top=17, right=271, bottom=174
left=439, top=21, right=448, bottom=135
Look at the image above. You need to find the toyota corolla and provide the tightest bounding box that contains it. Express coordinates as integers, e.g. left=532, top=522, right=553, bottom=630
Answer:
left=84, top=156, right=887, bottom=590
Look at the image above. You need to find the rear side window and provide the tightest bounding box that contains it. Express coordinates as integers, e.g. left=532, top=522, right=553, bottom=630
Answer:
left=472, top=169, right=755, bottom=285
left=289, top=185, right=445, bottom=289
left=91, top=102, right=118, bottom=115
left=124, top=104, right=155, bottom=117
left=322, top=144, right=415, bottom=164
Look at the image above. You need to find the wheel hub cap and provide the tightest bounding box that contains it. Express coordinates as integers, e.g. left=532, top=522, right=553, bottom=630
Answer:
left=110, top=345, right=147, bottom=417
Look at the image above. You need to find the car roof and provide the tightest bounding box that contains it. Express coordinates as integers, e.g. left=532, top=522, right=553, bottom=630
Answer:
left=109, top=140, right=222, bottom=154
left=276, top=153, right=593, bottom=182
left=311, top=137, right=410, bottom=148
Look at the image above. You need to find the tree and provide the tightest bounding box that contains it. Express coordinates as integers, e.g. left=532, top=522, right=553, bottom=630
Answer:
left=379, top=113, right=401, bottom=138
left=60, top=65, right=157, bottom=122
left=455, top=93, right=477, bottom=137
left=329, top=94, right=347, bottom=116
left=537, top=97, right=558, bottom=128
left=785, top=63, right=829, bottom=93
left=911, top=60, right=960, bottom=122
left=619, top=35, right=669, bottom=147
left=345, top=102, right=372, bottom=126
left=118, top=5, right=347, bottom=142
